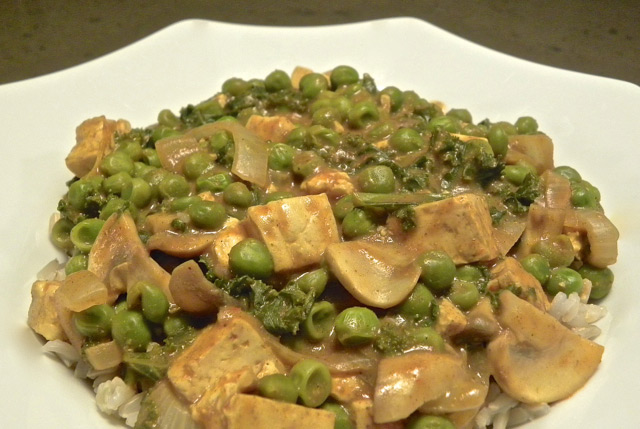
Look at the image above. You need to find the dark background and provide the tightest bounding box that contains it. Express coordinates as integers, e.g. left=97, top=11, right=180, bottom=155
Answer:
left=1, top=0, right=639, bottom=86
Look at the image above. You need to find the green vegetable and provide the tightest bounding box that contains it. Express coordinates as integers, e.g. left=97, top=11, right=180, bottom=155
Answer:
left=122, top=177, right=152, bottom=208
left=65, top=254, right=88, bottom=275
left=196, top=172, right=233, bottom=193
left=411, top=326, right=445, bottom=352
left=137, top=282, right=170, bottom=323
left=70, top=218, right=105, bottom=252
left=417, top=250, right=456, bottom=291
left=73, top=304, right=114, bottom=340
left=406, top=415, right=456, bottom=429
left=103, top=171, right=132, bottom=195
left=294, top=268, right=330, bottom=296
left=188, top=200, right=227, bottom=230
left=515, top=116, right=539, bottom=134
left=546, top=267, right=583, bottom=296
left=389, top=128, right=423, bottom=152
left=398, top=283, right=436, bottom=321
left=520, top=254, right=551, bottom=284
left=222, top=77, right=251, bottom=96
left=554, top=165, right=582, bottom=182
left=578, top=264, right=614, bottom=300
left=447, top=108, right=472, bottom=123
left=358, top=165, right=396, bottom=193
left=334, top=307, right=380, bottom=346
left=101, top=151, right=135, bottom=177
left=303, top=301, right=337, bottom=342
left=158, top=173, right=190, bottom=199
left=299, top=73, right=329, bottom=98
left=487, top=125, right=509, bottom=157
left=268, top=143, right=295, bottom=171
left=330, top=65, right=359, bottom=89
left=183, top=152, right=215, bottom=180
left=532, top=235, right=575, bottom=267
left=51, top=218, right=74, bottom=250
left=257, top=374, right=299, bottom=403
left=290, top=359, right=332, bottom=407
left=321, top=402, right=354, bottom=429
left=380, top=86, right=404, bottom=111
left=449, top=279, right=480, bottom=310
left=111, top=310, right=152, bottom=351
left=265, top=70, right=292, bottom=92
left=223, top=181, right=254, bottom=207
left=229, top=238, right=274, bottom=279
left=341, top=208, right=376, bottom=239
left=348, top=101, right=379, bottom=129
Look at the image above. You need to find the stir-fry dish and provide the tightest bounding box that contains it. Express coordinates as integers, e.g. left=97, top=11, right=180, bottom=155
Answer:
left=28, top=66, right=619, bottom=429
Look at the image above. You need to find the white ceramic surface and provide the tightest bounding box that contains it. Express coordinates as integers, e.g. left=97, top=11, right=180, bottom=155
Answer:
left=1, top=18, right=639, bottom=428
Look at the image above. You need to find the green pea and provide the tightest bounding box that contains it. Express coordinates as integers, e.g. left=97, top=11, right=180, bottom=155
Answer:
left=389, top=128, right=424, bottom=152
left=257, top=374, right=299, bottom=403
left=571, top=181, right=599, bottom=208
left=51, top=218, right=74, bottom=250
left=449, top=279, right=480, bottom=310
left=503, top=164, right=535, bottom=185
left=488, top=125, right=509, bottom=158
left=73, top=304, right=115, bottom=340
left=309, top=125, right=340, bottom=146
left=303, top=301, right=337, bottom=342
left=334, top=307, right=380, bottom=347
left=265, top=69, right=292, bottom=92
left=122, top=177, right=152, bottom=208
left=493, top=121, right=518, bottom=135
left=286, top=127, right=311, bottom=149
left=321, top=402, right=354, bottom=429
left=398, top=283, right=436, bottom=320
left=138, top=282, right=170, bottom=323
left=196, top=98, right=224, bottom=118
left=546, top=267, right=583, bottom=296
left=101, top=151, right=135, bottom=177
left=367, top=121, right=395, bottom=141
left=183, top=152, right=215, bottom=180
left=578, top=265, right=614, bottom=300
left=341, top=209, right=376, bottom=239
left=262, top=191, right=295, bottom=203
left=520, top=254, right=551, bottom=284
left=117, top=140, right=143, bottom=162
left=333, top=195, right=355, bottom=220
left=169, top=195, right=201, bottom=212
left=447, top=108, right=473, bottom=123
left=348, top=101, right=379, bottom=129
left=142, top=148, right=162, bottom=168
left=300, top=73, right=329, bottom=98
left=157, top=109, right=181, bottom=128
left=290, top=359, right=332, bottom=407
left=163, top=314, right=191, bottom=337
left=65, top=254, right=88, bottom=275
left=70, top=218, right=105, bottom=252
left=68, top=179, right=95, bottom=210
left=358, top=165, right=396, bottom=193
left=196, top=172, right=233, bottom=193
left=100, top=198, right=133, bottom=220
left=532, top=235, right=575, bottom=268
left=133, top=161, right=155, bottom=178
left=151, top=126, right=181, bottom=142
left=411, top=326, right=445, bottom=352
left=330, top=65, right=359, bottom=89
left=515, top=116, right=539, bottom=134
left=417, top=251, right=456, bottom=292
left=554, top=165, right=582, bottom=183
left=330, top=96, right=352, bottom=120
left=209, top=129, right=233, bottom=153
left=143, top=168, right=169, bottom=198
left=158, top=173, right=190, bottom=199
left=222, top=77, right=251, bottom=96
left=111, top=310, right=152, bottom=351
left=114, top=300, right=129, bottom=314
left=223, top=182, right=254, bottom=207
left=406, top=415, right=456, bottom=429
left=312, top=106, right=341, bottom=128
left=269, top=143, right=295, bottom=171
left=380, top=86, right=404, bottom=112
left=229, top=238, right=274, bottom=279
left=188, top=200, right=227, bottom=230
left=461, top=123, right=487, bottom=137
left=427, top=116, right=461, bottom=133
left=455, top=265, right=483, bottom=283
left=295, top=267, right=330, bottom=296
left=292, top=151, right=323, bottom=178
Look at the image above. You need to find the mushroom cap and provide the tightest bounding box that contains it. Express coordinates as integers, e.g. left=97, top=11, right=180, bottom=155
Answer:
left=325, top=241, right=420, bottom=309
left=487, top=291, right=604, bottom=404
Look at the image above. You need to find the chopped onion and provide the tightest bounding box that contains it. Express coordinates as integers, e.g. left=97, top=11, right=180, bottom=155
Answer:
left=184, top=121, right=269, bottom=188
left=57, top=270, right=109, bottom=312
left=135, top=380, right=199, bottom=429
left=155, top=136, right=203, bottom=173
left=565, top=209, right=619, bottom=268
left=542, top=170, right=571, bottom=209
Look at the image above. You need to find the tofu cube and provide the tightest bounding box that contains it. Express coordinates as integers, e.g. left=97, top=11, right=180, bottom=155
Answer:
left=247, top=194, right=339, bottom=272
left=27, top=280, right=66, bottom=341
left=225, top=394, right=335, bottom=429
left=404, top=194, right=500, bottom=264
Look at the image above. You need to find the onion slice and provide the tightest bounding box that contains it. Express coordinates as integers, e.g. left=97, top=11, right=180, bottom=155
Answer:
left=565, top=209, right=619, bottom=268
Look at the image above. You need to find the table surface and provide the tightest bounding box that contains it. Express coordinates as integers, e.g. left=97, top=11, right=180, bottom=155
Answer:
left=1, top=0, right=638, bottom=86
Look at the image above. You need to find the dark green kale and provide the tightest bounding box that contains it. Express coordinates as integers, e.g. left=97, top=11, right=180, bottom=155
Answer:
left=503, top=173, right=541, bottom=214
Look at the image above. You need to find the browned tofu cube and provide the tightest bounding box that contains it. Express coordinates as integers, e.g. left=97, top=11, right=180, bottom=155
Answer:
left=404, top=194, right=500, bottom=264
left=488, top=257, right=549, bottom=310
left=225, top=394, right=335, bottom=429
left=245, top=115, right=297, bottom=143
left=247, top=194, right=339, bottom=272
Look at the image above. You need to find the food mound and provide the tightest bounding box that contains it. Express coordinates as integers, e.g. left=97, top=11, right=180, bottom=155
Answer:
left=28, top=66, right=619, bottom=429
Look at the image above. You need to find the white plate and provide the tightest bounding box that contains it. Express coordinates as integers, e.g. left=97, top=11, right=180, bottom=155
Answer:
left=1, top=18, right=639, bottom=428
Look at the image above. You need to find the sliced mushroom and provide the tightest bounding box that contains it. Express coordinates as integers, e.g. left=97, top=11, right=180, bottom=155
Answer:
left=505, top=134, right=554, bottom=174
left=169, top=260, right=228, bottom=314
left=89, top=213, right=172, bottom=301
left=325, top=241, right=420, bottom=309
left=147, top=231, right=217, bottom=259
left=372, top=351, right=460, bottom=423
left=487, top=291, right=604, bottom=404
